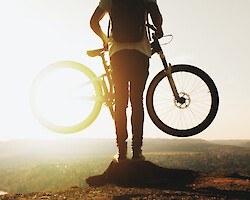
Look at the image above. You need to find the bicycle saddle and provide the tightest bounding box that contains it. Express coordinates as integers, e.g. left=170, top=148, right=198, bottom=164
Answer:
left=87, top=48, right=105, bottom=57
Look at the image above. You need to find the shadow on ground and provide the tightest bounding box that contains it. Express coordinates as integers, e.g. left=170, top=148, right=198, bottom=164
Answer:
left=86, top=160, right=200, bottom=188
left=86, top=160, right=249, bottom=199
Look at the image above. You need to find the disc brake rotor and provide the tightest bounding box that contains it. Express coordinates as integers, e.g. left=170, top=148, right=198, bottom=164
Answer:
left=174, top=92, right=191, bottom=109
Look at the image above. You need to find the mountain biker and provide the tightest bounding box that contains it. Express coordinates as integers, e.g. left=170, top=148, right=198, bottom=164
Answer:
left=90, top=0, right=163, bottom=162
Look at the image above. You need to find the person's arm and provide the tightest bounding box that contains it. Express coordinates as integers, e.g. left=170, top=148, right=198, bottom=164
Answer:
left=90, top=6, right=109, bottom=49
left=147, top=2, right=164, bottom=38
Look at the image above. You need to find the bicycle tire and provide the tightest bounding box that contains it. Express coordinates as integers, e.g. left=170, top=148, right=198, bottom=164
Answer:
left=30, top=61, right=103, bottom=134
left=146, top=64, right=219, bottom=137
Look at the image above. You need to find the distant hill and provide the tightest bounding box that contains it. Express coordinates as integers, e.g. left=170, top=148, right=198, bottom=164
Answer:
left=0, top=138, right=249, bottom=169
left=210, top=140, right=250, bottom=148
left=0, top=138, right=249, bottom=158
left=0, top=138, right=249, bottom=195
left=143, top=138, right=249, bottom=153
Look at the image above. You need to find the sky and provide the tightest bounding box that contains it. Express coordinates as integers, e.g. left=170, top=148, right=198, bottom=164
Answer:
left=0, top=0, right=249, bottom=141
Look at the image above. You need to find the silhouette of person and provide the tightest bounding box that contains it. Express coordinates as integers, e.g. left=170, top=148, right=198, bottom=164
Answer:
left=90, top=0, right=163, bottom=162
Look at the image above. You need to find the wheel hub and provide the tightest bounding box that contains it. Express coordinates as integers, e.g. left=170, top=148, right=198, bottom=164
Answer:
left=174, top=92, right=191, bottom=109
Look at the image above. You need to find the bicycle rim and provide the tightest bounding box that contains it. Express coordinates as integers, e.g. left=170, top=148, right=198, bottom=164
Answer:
left=147, top=65, right=219, bottom=137
left=30, top=61, right=102, bottom=133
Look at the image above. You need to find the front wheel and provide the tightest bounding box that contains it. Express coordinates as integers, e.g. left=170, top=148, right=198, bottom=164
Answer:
left=146, top=65, right=219, bottom=137
left=30, top=61, right=103, bottom=134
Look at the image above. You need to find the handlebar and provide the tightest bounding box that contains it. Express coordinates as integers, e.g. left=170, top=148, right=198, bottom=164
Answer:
left=146, top=23, right=157, bottom=32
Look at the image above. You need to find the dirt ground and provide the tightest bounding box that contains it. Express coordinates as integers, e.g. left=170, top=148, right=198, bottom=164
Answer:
left=1, top=173, right=249, bottom=200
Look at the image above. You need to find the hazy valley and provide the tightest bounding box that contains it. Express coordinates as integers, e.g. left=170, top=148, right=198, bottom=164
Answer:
left=0, top=138, right=249, bottom=194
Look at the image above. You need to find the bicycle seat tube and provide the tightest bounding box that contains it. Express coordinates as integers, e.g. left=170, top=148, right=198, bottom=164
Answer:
left=100, top=52, right=114, bottom=93
left=99, top=52, right=115, bottom=119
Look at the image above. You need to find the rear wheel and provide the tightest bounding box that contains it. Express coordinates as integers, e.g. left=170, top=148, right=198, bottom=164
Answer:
left=146, top=64, right=219, bottom=137
left=30, top=61, right=103, bottom=133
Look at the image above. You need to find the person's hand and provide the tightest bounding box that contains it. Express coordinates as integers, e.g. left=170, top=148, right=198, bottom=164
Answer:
left=155, top=27, right=164, bottom=39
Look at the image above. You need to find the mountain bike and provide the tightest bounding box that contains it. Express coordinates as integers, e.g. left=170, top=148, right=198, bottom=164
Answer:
left=30, top=24, right=219, bottom=137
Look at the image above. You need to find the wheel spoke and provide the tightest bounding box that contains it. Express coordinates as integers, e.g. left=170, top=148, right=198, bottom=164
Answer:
left=73, top=76, right=101, bottom=91
left=74, top=95, right=103, bottom=103
left=147, top=65, right=218, bottom=136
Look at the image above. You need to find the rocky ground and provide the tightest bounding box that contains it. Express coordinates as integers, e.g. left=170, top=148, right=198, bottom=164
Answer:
left=1, top=160, right=249, bottom=200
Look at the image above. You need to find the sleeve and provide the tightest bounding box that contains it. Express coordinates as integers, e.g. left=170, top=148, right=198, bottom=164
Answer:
left=99, top=0, right=112, bottom=13
left=145, top=0, right=157, bottom=4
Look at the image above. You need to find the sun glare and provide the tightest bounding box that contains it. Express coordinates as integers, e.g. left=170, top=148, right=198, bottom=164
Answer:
left=30, top=61, right=103, bottom=134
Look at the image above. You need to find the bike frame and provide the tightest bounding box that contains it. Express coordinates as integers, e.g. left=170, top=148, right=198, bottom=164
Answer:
left=97, top=51, right=116, bottom=119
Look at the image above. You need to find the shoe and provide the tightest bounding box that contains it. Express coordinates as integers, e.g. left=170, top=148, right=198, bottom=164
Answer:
left=132, top=146, right=145, bottom=161
left=132, top=153, right=145, bottom=161
left=114, top=153, right=127, bottom=163
left=114, top=142, right=127, bottom=162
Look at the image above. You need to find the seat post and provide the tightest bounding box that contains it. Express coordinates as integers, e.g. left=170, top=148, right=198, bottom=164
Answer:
left=101, top=53, right=114, bottom=93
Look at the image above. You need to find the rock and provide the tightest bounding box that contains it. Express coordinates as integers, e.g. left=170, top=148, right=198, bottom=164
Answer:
left=86, top=160, right=200, bottom=188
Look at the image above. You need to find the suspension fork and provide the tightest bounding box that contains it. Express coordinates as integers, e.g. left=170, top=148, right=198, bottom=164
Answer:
left=158, top=51, right=183, bottom=103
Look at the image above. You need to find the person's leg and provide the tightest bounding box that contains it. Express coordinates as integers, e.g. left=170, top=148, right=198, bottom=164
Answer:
left=114, top=81, right=128, bottom=159
left=110, top=51, right=130, bottom=161
left=129, top=51, right=149, bottom=159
